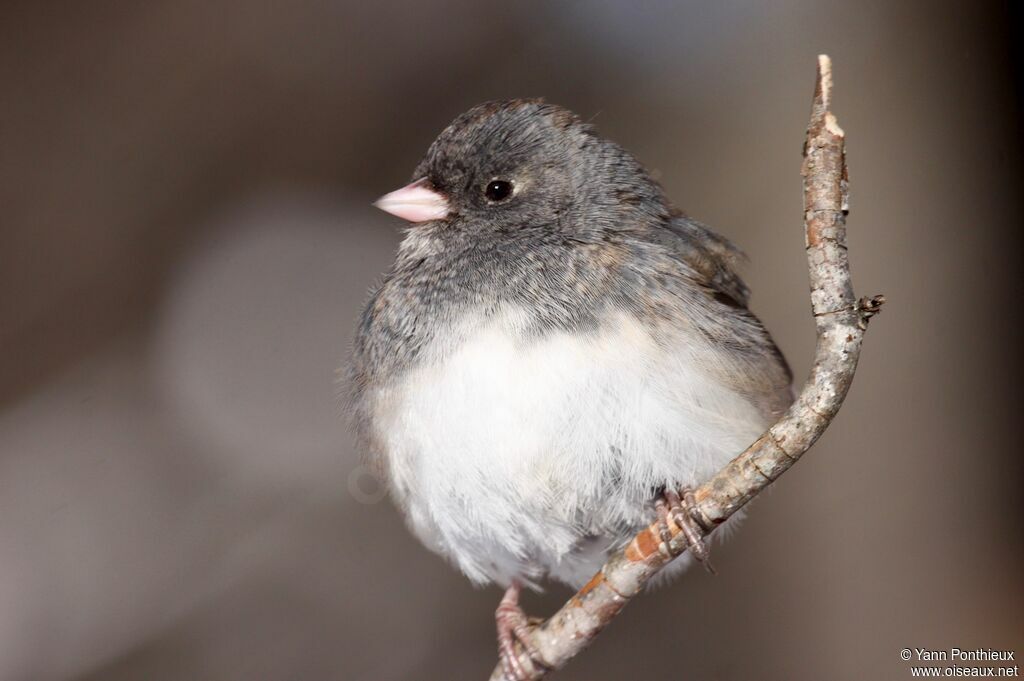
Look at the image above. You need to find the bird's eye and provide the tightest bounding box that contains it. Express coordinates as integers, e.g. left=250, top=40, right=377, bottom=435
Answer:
left=484, top=180, right=513, bottom=202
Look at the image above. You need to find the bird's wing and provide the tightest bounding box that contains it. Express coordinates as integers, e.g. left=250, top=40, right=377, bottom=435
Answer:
left=656, top=215, right=751, bottom=309
left=637, top=214, right=795, bottom=418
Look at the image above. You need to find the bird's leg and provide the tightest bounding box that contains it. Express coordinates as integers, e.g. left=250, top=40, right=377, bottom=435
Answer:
left=657, top=487, right=716, bottom=574
left=495, top=580, right=546, bottom=681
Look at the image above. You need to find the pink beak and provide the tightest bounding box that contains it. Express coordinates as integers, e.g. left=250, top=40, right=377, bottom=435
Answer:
left=373, top=178, right=449, bottom=222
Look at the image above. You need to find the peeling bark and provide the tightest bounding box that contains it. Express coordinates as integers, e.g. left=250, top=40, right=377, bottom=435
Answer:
left=487, top=55, right=884, bottom=681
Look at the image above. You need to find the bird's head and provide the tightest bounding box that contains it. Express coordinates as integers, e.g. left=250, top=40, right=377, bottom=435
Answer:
left=374, top=99, right=669, bottom=239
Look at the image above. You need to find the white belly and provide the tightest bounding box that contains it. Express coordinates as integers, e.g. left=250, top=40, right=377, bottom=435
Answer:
left=371, top=310, right=767, bottom=586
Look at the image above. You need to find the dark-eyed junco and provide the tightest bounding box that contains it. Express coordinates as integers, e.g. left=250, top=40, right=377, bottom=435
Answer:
left=349, top=99, right=791, bottom=678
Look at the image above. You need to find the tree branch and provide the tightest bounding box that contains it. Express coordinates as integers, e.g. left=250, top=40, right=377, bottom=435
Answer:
left=488, top=54, right=885, bottom=681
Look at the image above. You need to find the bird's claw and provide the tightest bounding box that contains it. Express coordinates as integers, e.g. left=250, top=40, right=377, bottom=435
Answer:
left=496, top=581, right=547, bottom=681
left=655, top=487, right=716, bottom=573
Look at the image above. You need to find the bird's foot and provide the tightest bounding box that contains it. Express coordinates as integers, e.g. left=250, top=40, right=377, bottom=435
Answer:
left=655, top=487, right=716, bottom=573
left=496, top=581, right=547, bottom=681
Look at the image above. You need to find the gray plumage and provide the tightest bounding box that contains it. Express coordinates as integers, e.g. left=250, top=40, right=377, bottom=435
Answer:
left=350, top=99, right=791, bottom=588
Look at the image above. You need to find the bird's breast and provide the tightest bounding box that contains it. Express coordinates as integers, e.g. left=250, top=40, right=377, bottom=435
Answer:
left=366, top=306, right=768, bottom=584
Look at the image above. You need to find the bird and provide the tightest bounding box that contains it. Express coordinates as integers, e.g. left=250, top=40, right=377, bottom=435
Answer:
left=349, top=99, right=792, bottom=679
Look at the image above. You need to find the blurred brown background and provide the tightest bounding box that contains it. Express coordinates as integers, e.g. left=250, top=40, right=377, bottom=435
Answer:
left=1, top=1, right=1021, bottom=680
